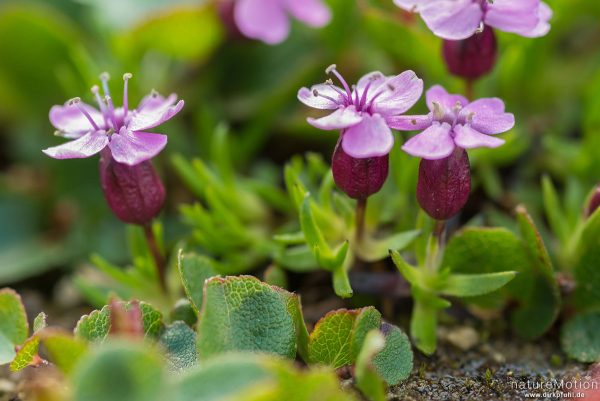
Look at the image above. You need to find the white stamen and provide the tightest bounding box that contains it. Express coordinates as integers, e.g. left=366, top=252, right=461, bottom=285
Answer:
left=432, top=102, right=445, bottom=120
left=325, top=64, right=337, bottom=74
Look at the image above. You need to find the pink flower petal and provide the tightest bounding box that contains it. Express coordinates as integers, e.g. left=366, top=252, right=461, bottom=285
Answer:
left=484, top=0, right=547, bottom=37
left=460, top=98, right=515, bottom=135
left=371, top=70, right=424, bottom=116
left=426, top=85, right=468, bottom=112
left=342, top=114, right=394, bottom=158
left=284, top=0, right=331, bottom=27
left=234, top=0, right=290, bottom=44
left=453, top=124, right=505, bottom=150
left=353, top=71, right=387, bottom=105
left=307, top=106, right=363, bottom=130
left=401, top=122, right=455, bottom=160
left=108, top=130, right=168, bottom=166
left=394, top=0, right=440, bottom=12
left=298, top=84, right=345, bottom=110
left=127, top=97, right=184, bottom=132
left=49, top=102, right=105, bottom=138
left=386, top=114, right=433, bottom=131
left=518, top=1, right=552, bottom=37
left=420, top=0, right=483, bottom=40
left=42, top=131, right=108, bottom=159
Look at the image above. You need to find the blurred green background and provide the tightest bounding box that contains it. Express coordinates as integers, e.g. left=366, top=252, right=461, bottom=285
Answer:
left=0, top=0, right=599, bottom=288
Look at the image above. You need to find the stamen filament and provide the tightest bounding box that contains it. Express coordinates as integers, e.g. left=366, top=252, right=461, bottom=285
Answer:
left=99, top=72, right=111, bottom=97
left=312, top=89, right=340, bottom=105
left=104, top=95, right=118, bottom=130
left=69, top=97, right=99, bottom=130
left=358, top=80, right=374, bottom=111
left=123, top=73, right=132, bottom=119
left=91, top=85, right=109, bottom=127
left=326, top=65, right=352, bottom=103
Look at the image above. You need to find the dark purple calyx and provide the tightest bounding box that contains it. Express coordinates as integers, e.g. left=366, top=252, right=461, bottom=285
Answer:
left=442, top=25, right=497, bottom=80
left=416, top=148, right=471, bottom=221
left=332, top=136, right=389, bottom=200
left=586, top=185, right=600, bottom=218
left=217, top=0, right=245, bottom=40
left=99, top=150, right=165, bottom=225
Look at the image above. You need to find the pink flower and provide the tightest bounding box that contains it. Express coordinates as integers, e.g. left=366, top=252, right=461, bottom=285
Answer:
left=298, top=65, right=423, bottom=158
left=390, top=85, right=514, bottom=160
left=233, top=0, right=331, bottom=44
left=43, top=73, right=184, bottom=166
left=395, top=0, right=552, bottom=40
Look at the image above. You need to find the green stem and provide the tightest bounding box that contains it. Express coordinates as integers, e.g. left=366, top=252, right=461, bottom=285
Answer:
left=143, top=224, right=167, bottom=293
left=425, top=220, right=447, bottom=274
left=355, top=197, right=367, bottom=245
left=465, top=79, right=474, bottom=100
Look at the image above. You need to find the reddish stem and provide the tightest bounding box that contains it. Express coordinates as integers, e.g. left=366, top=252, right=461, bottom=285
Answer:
left=144, top=224, right=167, bottom=292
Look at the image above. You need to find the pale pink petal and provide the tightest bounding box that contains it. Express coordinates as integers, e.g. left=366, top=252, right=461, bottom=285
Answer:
left=108, top=130, right=168, bottom=166
left=127, top=98, right=184, bottom=132
left=49, top=102, right=105, bottom=138
left=284, top=0, right=331, bottom=27
left=234, top=0, right=290, bottom=44
left=298, top=84, right=345, bottom=110
left=342, top=114, right=394, bottom=158
left=307, top=106, right=363, bottom=130
left=426, top=85, right=468, bottom=112
left=386, top=114, right=433, bottom=131
left=518, top=1, right=552, bottom=37
left=393, top=0, right=440, bottom=12
left=484, top=0, right=543, bottom=36
left=453, top=124, right=505, bottom=149
left=460, top=98, right=515, bottom=135
left=371, top=70, right=424, bottom=116
left=420, top=0, right=483, bottom=40
left=353, top=71, right=387, bottom=105
left=42, top=131, right=108, bottom=159
left=137, top=93, right=177, bottom=112
left=401, top=122, right=455, bottom=160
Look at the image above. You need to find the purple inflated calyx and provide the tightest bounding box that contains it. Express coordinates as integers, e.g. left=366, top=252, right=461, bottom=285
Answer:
left=416, top=148, right=471, bottom=221
left=586, top=185, right=600, bottom=218
left=99, top=150, right=165, bottom=225
left=443, top=25, right=497, bottom=80
left=332, top=137, right=389, bottom=199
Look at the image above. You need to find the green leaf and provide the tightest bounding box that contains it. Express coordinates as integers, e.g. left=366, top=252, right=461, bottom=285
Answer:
left=356, top=230, right=421, bottom=262
left=40, top=329, right=88, bottom=375
left=263, top=264, right=288, bottom=289
left=372, top=323, right=413, bottom=385
left=33, top=312, right=47, bottom=333
left=561, top=311, right=600, bottom=363
left=410, top=287, right=450, bottom=355
left=73, top=341, right=165, bottom=401
left=541, top=175, right=570, bottom=245
left=307, top=307, right=381, bottom=368
left=390, top=250, right=421, bottom=287
left=173, top=353, right=273, bottom=401
left=440, top=272, right=517, bottom=297
left=160, top=321, right=198, bottom=372
left=74, top=302, right=164, bottom=342
left=355, top=330, right=386, bottom=401
left=9, top=336, right=40, bottom=372
left=115, top=5, right=223, bottom=62
left=573, top=207, right=600, bottom=309
left=177, top=251, right=219, bottom=313
left=197, top=276, right=298, bottom=359
left=513, top=206, right=561, bottom=339
left=0, top=288, right=29, bottom=364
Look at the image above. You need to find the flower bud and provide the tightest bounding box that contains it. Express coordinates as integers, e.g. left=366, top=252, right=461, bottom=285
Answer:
left=586, top=185, right=600, bottom=218
left=99, top=152, right=165, bottom=225
left=442, top=26, right=497, bottom=80
left=331, top=138, right=389, bottom=200
left=217, top=0, right=245, bottom=40
left=416, top=148, right=471, bottom=221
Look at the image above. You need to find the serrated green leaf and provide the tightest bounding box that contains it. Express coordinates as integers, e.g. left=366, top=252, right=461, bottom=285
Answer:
left=372, top=323, right=413, bottom=385
left=33, top=312, right=47, bottom=333
left=177, top=251, right=219, bottom=313
left=9, top=336, right=39, bottom=372
left=0, top=288, right=29, bottom=364
left=440, top=271, right=517, bottom=297
left=160, top=321, right=198, bottom=372
left=355, top=330, right=386, bottom=401
left=74, top=302, right=163, bottom=342
left=307, top=307, right=381, bottom=368
left=197, top=276, right=297, bottom=359
left=73, top=341, right=165, bottom=401
left=40, top=329, right=88, bottom=375
left=561, top=311, right=600, bottom=363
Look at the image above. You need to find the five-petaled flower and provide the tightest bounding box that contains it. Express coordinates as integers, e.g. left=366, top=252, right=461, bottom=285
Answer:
left=233, top=0, right=331, bottom=44
left=43, top=73, right=184, bottom=166
left=395, top=0, right=552, bottom=40
left=298, top=65, right=423, bottom=159
left=391, top=85, right=514, bottom=160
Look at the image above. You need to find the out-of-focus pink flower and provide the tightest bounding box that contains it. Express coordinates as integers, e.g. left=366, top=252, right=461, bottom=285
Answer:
left=233, top=0, right=331, bottom=44
left=391, top=85, right=514, bottom=160
left=43, top=73, right=184, bottom=166
left=395, top=0, right=552, bottom=40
